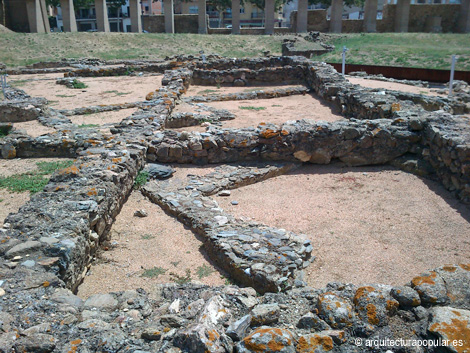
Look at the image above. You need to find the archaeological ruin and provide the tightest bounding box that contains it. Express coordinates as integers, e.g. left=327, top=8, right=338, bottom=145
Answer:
left=0, top=56, right=469, bottom=352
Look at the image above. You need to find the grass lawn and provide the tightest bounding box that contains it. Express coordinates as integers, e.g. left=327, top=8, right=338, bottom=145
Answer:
left=317, top=33, right=470, bottom=71
left=0, top=31, right=469, bottom=71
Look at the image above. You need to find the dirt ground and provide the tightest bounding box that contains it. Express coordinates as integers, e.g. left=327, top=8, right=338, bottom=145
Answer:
left=13, top=120, right=56, bottom=137
left=170, top=93, right=344, bottom=133
left=213, top=164, right=470, bottom=288
left=347, top=77, right=444, bottom=97
left=10, top=74, right=163, bottom=110
left=0, top=157, right=73, bottom=226
left=68, top=108, right=137, bottom=127
left=185, top=84, right=306, bottom=97
left=78, top=165, right=223, bottom=298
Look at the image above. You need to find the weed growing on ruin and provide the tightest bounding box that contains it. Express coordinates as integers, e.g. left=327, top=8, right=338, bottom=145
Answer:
left=133, top=171, right=149, bottom=189
left=78, top=124, right=99, bottom=129
left=239, top=106, right=266, bottom=111
left=0, top=160, right=74, bottom=194
left=170, top=269, right=192, bottom=284
left=103, top=90, right=131, bottom=96
left=0, top=174, right=48, bottom=193
left=0, top=199, right=3, bottom=203
left=141, top=266, right=167, bottom=278
left=196, top=264, right=214, bottom=279
left=36, top=160, right=74, bottom=175
left=71, top=79, right=87, bottom=89
left=56, top=94, right=76, bottom=98
left=140, top=233, right=155, bottom=240
left=170, top=261, right=181, bottom=267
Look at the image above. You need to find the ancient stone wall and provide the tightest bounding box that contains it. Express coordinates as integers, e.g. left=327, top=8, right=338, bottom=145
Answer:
left=0, top=57, right=469, bottom=352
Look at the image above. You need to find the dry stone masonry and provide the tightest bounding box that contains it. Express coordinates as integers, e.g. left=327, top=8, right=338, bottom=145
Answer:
left=0, top=56, right=469, bottom=352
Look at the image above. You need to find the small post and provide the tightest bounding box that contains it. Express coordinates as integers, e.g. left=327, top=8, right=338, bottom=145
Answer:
left=449, top=54, right=457, bottom=97
left=1, top=74, right=6, bottom=99
left=342, top=46, right=348, bottom=76
left=200, top=50, right=207, bottom=63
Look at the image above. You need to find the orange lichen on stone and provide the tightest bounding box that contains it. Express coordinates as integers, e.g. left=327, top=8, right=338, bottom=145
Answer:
left=429, top=319, right=470, bottom=353
left=459, top=264, right=470, bottom=271
left=297, top=335, right=334, bottom=353
left=280, top=130, right=289, bottom=136
left=365, top=304, right=379, bottom=325
left=163, top=327, right=171, bottom=333
left=112, top=157, right=122, bottom=163
left=59, top=165, right=80, bottom=176
left=353, top=286, right=375, bottom=305
left=43, top=281, right=50, bottom=287
left=391, top=103, right=401, bottom=112
left=87, top=188, right=97, bottom=196
left=411, top=271, right=437, bottom=287
left=70, top=339, right=81, bottom=345
left=442, top=265, right=457, bottom=272
left=386, top=300, right=399, bottom=312
left=260, top=129, right=279, bottom=139
left=243, top=328, right=292, bottom=353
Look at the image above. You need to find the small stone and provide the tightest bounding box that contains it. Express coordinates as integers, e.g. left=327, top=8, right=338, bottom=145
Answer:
left=21, top=260, right=35, bottom=268
left=297, top=312, right=331, bottom=331
left=226, top=314, right=251, bottom=341
left=141, top=327, right=162, bottom=341
left=134, top=209, right=148, bottom=218
left=84, top=293, right=118, bottom=311
left=231, top=201, right=239, bottom=205
left=218, top=190, right=231, bottom=197
left=237, top=326, right=295, bottom=353
left=144, top=163, right=175, bottom=180
left=160, top=314, right=184, bottom=328
left=390, top=286, right=421, bottom=308
left=5, top=241, right=42, bottom=259
left=0, top=288, right=5, bottom=297
left=251, top=303, right=280, bottom=326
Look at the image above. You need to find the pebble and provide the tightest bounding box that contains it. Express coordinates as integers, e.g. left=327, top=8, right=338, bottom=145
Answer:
left=231, top=201, right=239, bottom=205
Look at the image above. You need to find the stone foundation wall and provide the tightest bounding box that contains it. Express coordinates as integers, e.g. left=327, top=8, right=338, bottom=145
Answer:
left=0, top=57, right=469, bottom=352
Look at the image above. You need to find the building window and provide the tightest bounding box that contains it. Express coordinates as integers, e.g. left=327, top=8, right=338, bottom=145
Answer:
left=145, top=6, right=149, bottom=11
left=189, top=6, right=199, bottom=14
left=240, top=8, right=245, bottom=13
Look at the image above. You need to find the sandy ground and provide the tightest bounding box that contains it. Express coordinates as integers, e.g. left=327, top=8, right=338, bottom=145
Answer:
left=68, top=108, right=137, bottom=126
left=170, top=94, right=343, bottom=133
left=347, top=77, right=444, bottom=97
left=13, top=74, right=162, bottom=110
left=13, top=120, right=56, bottom=137
left=78, top=165, right=223, bottom=298
left=213, top=164, right=470, bottom=288
left=0, top=157, right=73, bottom=226
left=186, top=84, right=305, bottom=97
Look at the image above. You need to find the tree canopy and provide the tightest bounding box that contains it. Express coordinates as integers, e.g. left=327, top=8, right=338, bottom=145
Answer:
left=46, top=0, right=126, bottom=11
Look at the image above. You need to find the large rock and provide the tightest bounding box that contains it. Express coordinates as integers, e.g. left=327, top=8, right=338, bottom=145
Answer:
left=353, top=286, right=399, bottom=327
left=237, top=326, right=296, bottom=353
left=296, top=333, right=333, bottom=353
left=173, top=324, right=231, bottom=353
left=317, top=292, right=355, bottom=329
left=84, top=294, right=118, bottom=311
left=428, top=306, right=470, bottom=353
left=411, top=270, right=449, bottom=305
left=251, top=304, right=280, bottom=326
left=144, top=163, right=175, bottom=180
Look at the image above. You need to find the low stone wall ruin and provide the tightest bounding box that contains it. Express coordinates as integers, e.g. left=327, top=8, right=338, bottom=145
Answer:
left=0, top=56, right=468, bottom=352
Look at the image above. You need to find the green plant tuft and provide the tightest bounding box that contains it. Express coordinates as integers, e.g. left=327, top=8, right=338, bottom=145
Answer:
left=133, top=170, right=149, bottom=189
left=196, top=264, right=214, bottom=279
left=71, top=79, right=87, bottom=89
left=239, top=106, right=266, bottom=111
left=170, top=269, right=192, bottom=284
left=141, top=266, right=167, bottom=278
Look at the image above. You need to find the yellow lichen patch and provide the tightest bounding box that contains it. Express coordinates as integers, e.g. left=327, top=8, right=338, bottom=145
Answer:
left=442, top=265, right=457, bottom=272
left=207, top=329, right=219, bottom=342
left=391, top=103, right=401, bottom=112
left=70, top=339, right=81, bottom=345
left=429, top=319, right=470, bottom=353
left=297, top=335, right=334, bottom=353
left=59, top=165, right=80, bottom=176
left=411, top=271, right=437, bottom=287
left=163, top=327, right=171, bottom=333
left=43, top=281, right=50, bottom=287
left=353, top=286, right=376, bottom=305
left=386, top=300, right=399, bottom=313
left=111, top=157, right=122, bottom=163
left=459, top=264, right=470, bottom=271
left=243, top=328, right=292, bottom=353
left=280, top=130, right=289, bottom=136
left=366, top=304, right=379, bottom=325
left=87, top=188, right=97, bottom=196
left=260, top=129, right=279, bottom=139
